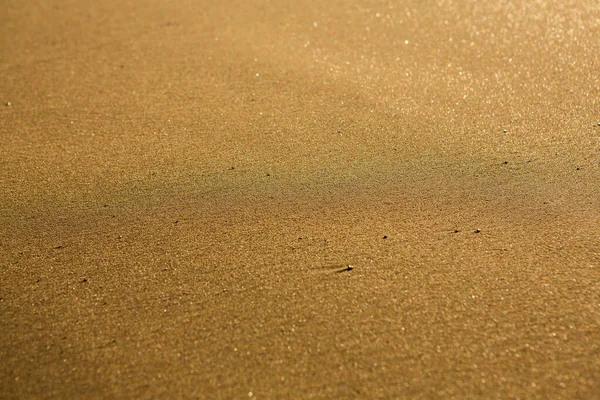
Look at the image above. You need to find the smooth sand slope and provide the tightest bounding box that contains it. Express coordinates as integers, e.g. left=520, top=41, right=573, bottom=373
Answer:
left=1, top=0, right=600, bottom=398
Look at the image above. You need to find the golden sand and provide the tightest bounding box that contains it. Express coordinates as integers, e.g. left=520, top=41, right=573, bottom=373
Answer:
left=1, top=0, right=599, bottom=398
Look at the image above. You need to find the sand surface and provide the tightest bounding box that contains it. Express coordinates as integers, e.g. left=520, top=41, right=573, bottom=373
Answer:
left=1, top=0, right=600, bottom=398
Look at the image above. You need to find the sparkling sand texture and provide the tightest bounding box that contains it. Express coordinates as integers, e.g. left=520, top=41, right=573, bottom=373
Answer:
left=1, top=0, right=600, bottom=398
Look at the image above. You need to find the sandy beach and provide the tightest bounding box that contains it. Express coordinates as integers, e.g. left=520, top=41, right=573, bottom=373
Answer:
left=1, top=0, right=599, bottom=398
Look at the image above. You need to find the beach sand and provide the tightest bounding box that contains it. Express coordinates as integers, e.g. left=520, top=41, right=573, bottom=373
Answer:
left=1, top=0, right=599, bottom=398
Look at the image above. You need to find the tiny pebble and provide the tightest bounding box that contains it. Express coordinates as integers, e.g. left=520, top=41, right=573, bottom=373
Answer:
left=503, top=129, right=508, bottom=133
left=383, top=235, right=388, bottom=239
left=474, top=229, right=481, bottom=233
left=5, top=102, right=11, bottom=107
